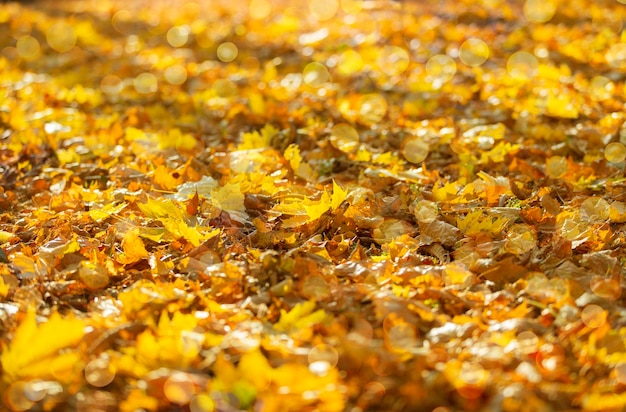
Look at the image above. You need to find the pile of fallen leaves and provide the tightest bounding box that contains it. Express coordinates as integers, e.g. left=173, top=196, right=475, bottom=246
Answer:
left=2, top=0, right=626, bottom=410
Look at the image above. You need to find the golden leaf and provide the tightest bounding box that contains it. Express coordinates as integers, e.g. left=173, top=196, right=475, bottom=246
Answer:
left=118, top=229, right=149, bottom=264
left=273, top=181, right=347, bottom=227
left=125, top=126, right=144, bottom=142
left=88, top=202, right=127, bottom=223
left=119, top=388, right=159, bottom=412
left=432, top=180, right=463, bottom=202
left=456, top=209, right=513, bottom=236
left=138, top=198, right=185, bottom=221
left=275, top=300, right=327, bottom=331
left=159, top=128, right=197, bottom=151
left=330, top=180, right=347, bottom=210
left=248, top=91, right=266, bottom=115
left=1, top=310, right=86, bottom=383
left=582, top=392, right=626, bottom=411
left=138, top=198, right=217, bottom=246
left=284, top=144, right=316, bottom=181
left=211, top=182, right=246, bottom=213
left=0, top=230, right=15, bottom=242
left=0, top=276, right=8, bottom=299
left=238, top=349, right=272, bottom=390
left=238, top=124, right=278, bottom=150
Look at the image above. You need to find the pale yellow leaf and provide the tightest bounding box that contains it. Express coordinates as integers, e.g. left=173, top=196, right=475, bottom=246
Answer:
left=0, top=230, right=14, bottom=242
left=88, top=202, right=127, bottom=223
left=211, top=183, right=246, bottom=213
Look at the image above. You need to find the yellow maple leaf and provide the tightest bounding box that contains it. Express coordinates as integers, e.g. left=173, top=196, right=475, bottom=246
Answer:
left=274, top=181, right=347, bottom=227
left=152, top=165, right=185, bottom=191
left=372, top=151, right=396, bottom=165
left=1, top=310, right=86, bottom=383
left=211, top=182, right=246, bottom=213
left=245, top=172, right=281, bottom=195
left=456, top=209, right=513, bottom=236
left=273, top=197, right=308, bottom=217
left=138, top=198, right=218, bottom=246
left=138, top=198, right=185, bottom=221
left=213, top=354, right=239, bottom=389
left=284, top=144, right=316, bottom=181
left=355, top=148, right=373, bottom=162
left=433, top=180, right=463, bottom=202
left=135, top=311, right=202, bottom=370
left=303, top=192, right=332, bottom=222
left=545, top=93, right=579, bottom=119
left=238, top=349, right=272, bottom=390
left=263, top=363, right=345, bottom=412
left=331, top=180, right=347, bottom=210
left=303, top=180, right=347, bottom=221
left=238, top=124, right=278, bottom=150
left=119, top=388, right=159, bottom=412
left=118, top=229, right=149, bottom=264
left=280, top=214, right=310, bottom=228
left=162, top=218, right=218, bottom=247
left=275, top=300, right=327, bottom=331
left=159, top=128, right=197, bottom=151
left=136, top=227, right=170, bottom=243
left=125, top=126, right=145, bottom=142
left=443, top=263, right=474, bottom=286
left=479, top=141, right=520, bottom=164
left=88, top=202, right=127, bottom=223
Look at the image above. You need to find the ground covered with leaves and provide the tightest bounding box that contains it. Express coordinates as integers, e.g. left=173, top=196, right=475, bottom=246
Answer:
left=2, top=0, right=626, bottom=410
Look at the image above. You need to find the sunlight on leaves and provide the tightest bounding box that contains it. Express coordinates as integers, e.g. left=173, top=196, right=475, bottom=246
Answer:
left=1, top=310, right=86, bottom=383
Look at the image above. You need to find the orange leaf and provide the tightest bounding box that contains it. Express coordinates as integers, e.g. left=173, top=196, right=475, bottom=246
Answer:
left=186, top=189, right=200, bottom=215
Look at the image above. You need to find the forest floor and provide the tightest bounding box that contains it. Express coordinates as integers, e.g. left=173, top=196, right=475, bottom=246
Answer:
left=2, top=0, right=626, bottom=411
